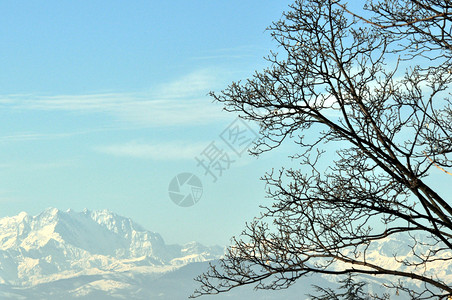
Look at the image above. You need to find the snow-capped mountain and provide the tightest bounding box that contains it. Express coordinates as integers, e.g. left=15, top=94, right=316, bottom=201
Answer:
left=0, top=208, right=223, bottom=296
left=0, top=208, right=450, bottom=299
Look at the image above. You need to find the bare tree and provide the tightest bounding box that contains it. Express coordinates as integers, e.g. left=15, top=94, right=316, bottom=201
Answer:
left=309, top=273, right=376, bottom=300
left=192, top=0, right=452, bottom=299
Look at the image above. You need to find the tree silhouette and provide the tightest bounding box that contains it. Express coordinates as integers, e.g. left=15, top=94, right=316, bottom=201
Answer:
left=192, top=0, right=452, bottom=299
left=309, top=274, right=378, bottom=300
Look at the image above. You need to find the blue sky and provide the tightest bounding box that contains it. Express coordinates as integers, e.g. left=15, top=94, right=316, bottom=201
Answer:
left=0, top=0, right=295, bottom=245
left=1, top=1, right=450, bottom=247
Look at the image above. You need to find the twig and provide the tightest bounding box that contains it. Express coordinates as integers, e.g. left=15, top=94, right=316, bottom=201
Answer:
left=424, top=152, right=452, bottom=176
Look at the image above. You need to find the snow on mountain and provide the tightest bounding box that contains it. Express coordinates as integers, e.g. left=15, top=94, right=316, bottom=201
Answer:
left=0, top=208, right=451, bottom=299
left=0, top=208, right=224, bottom=289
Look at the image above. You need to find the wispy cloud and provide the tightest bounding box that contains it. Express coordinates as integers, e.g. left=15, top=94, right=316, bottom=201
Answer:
left=0, top=132, right=74, bottom=143
left=191, top=54, right=255, bottom=61
left=154, top=69, right=216, bottom=99
left=0, top=127, right=132, bottom=144
left=191, top=45, right=265, bottom=61
left=95, top=141, right=208, bottom=160
left=0, top=69, right=229, bottom=127
left=0, top=160, right=75, bottom=170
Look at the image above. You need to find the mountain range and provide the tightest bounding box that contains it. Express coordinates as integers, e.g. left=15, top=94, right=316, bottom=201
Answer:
left=0, top=208, right=450, bottom=299
left=0, top=208, right=225, bottom=299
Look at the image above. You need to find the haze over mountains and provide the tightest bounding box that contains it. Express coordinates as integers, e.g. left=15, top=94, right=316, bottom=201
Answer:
left=0, top=208, right=224, bottom=299
left=0, top=208, right=449, bottom=299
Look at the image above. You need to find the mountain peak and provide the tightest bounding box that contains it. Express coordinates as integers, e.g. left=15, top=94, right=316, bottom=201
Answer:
left=43, top=207, right=59, bottom=214
left=16, top=211, right=29, bottom=220
left=0, top=208, right=224, bottom=288
left=37, top=207, right=60, bottom=219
